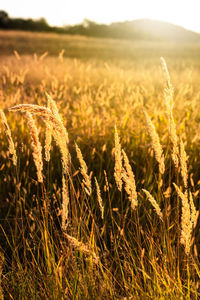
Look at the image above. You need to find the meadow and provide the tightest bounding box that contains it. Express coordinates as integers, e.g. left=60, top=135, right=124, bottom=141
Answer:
left=0, top=30, right=200, bottom=299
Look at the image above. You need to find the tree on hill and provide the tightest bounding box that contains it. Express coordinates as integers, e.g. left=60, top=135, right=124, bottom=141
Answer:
left=0, top=11, right=9, bottom=27
left=0, top=10, right=50, bottom=32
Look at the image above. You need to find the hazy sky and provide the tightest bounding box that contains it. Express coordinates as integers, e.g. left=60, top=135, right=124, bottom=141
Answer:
left=1, top=0, right=200, bottom=33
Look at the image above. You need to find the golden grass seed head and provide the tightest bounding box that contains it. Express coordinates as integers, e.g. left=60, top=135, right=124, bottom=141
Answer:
left=25, top=112, right=43, bottom=183
left=45, top=92, right=69, bottom=144
left=160, top=57, right=173, bottom=91
left=64, top=233, right=99, bottom=264
left=189, top=191, right=199, bottom=229
left=75, top=143, right=92, bottom=196
left=9, top=103, right=70, bottom=174
left=44, top=121, right=52, bottom=162
left=122, top=149, right=137, bottom=210
left=0, top=110, right=17, bottom=166
left=144, top=110, right=165, bottom=175
left=94, top=177, right=104, bottom=220
left=61, top=175, right=69, bottom=230
left=180, top=139, right=188, bottom=188
left=142, top=189, right=163, bottom=221
left=173, top=183, right=192, bottom=255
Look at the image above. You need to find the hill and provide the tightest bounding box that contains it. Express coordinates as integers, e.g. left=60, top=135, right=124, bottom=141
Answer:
left=65, top=19, right=200, bottom=43
left=109, top=19, right=200, bottom=42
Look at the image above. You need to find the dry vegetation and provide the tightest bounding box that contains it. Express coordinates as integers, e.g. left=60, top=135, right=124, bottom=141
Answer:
left=1, top=31, right=200, bottom=299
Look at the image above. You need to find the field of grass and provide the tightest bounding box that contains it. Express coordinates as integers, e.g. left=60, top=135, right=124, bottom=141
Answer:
left=1, top=30, right=200, bottom=299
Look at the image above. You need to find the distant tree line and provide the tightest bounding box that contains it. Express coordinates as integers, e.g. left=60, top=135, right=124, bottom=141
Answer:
left=0, top=10, right=53, bottom=32
left=0, top=11, right=150, bottom=39
left=0, top=11, right=199, bottom=43
left=63, top=19, right=135, bottom=39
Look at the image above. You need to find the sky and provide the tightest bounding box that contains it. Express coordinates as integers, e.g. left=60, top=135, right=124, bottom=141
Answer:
left=1, top=0, right=200, bottom=33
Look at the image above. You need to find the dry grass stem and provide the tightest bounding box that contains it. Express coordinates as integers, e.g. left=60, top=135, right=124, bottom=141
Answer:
left=26, top=112, right=43, bottom=183
left=0, top=110, right=17, bottom=166
left=104, top=170, right=110, bottom=192
left=144, top=110, right=165, bottom=175
left=44, top=96, right=53, bottom=162
left=180, top=139, right=188, bottom=188
left=0, top=252, right=4, bottom=300
left=75, top=143, right=92, bottom=196
left=169, top=112, right=179, bottom=170
left=122, top=149, right=137, bottom=210
left=94, top=177, right=104, bottom=220
left=142, top=189, right=163, bottom=221
left=114, top=126, right=123, bottom=191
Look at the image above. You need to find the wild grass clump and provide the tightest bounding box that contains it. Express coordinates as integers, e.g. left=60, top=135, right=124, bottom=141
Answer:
left=0, top=51, right=200, bottom=299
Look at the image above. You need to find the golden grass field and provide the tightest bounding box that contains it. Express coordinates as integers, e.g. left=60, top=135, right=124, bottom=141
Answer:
left=1, top=30, right=200, bottom=299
